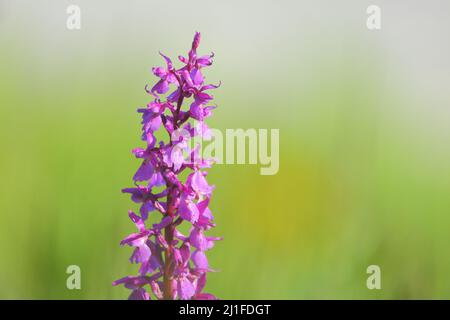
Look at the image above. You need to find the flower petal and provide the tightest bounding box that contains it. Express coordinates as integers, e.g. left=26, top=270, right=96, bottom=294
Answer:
left=177, top=277, right=195, bottom=300
left=129, top=288, right=150, bottom=300
left=192, top=250, right=208, bottom=270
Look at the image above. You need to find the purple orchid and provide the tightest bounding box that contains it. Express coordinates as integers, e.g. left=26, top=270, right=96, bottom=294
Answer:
left=113, top=32, right=221, bottom=300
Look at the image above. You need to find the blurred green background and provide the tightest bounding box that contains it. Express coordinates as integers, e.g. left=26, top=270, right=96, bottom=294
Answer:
left=1, top=0, right=450, bottom=299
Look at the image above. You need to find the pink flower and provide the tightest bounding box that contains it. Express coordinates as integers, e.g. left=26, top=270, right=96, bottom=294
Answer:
left=114, top=32, right=221, bottom=300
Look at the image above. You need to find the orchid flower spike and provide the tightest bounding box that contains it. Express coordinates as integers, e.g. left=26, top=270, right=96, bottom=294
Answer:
left=113, top=33, right=221, bottom=300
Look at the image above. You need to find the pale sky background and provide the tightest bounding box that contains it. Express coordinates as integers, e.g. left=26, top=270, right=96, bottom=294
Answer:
left=2, top=0, right=449, bottom=167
